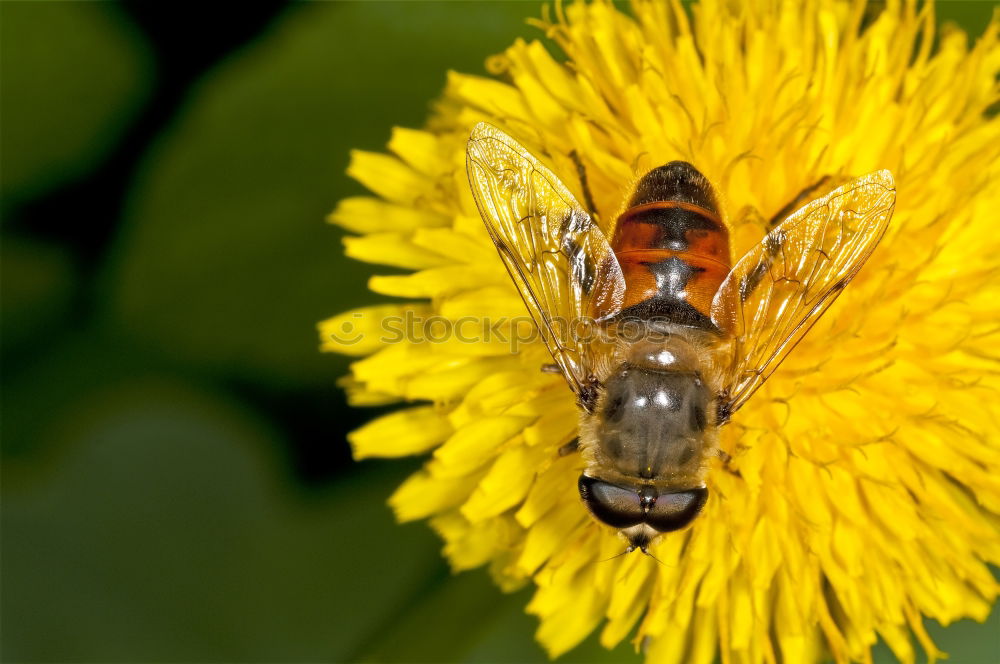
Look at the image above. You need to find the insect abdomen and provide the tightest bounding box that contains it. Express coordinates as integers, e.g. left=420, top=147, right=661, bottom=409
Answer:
left=611, top=162, right=731, bottom=329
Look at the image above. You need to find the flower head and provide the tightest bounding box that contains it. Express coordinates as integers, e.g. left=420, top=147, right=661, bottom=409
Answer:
left=321, top=1, right=1000, bottom=662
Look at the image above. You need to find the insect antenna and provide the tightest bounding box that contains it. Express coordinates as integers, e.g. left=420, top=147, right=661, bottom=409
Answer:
left=598, top=547, right=635, bottom=563
left=640, top=548, right=670, bottom=567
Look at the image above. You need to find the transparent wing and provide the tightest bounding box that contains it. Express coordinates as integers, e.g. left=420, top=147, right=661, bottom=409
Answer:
left=711, top=170, right=895, bottom=415
left=466, top=122, right=626, bottom=401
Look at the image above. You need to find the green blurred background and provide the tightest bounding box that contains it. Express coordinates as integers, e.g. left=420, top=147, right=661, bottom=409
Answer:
left=1, top=2, right=997, bottom=662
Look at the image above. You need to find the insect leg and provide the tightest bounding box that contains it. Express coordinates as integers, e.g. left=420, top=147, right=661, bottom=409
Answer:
left=540, top=363, right=562, bottom=374
left=579, top=381, right=601, bottom=414
left=737, top=228, right=785, bottom=302
left=558, top=437, right=580, bottom=456
left=768, top=175, right=848, bottom=227
left=739, top=176, right=848, bottom=301
left=569, top=149, right=600, bottom=220
left=715, top=448, right=742, bottom=477
left=715, top=392, right=733, bottom=425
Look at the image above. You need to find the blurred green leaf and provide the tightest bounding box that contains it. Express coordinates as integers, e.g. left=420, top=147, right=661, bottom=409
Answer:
left=1, top=334, right=151, bottom=459
left=351, top=568, right=537, bottom=662
left=0, top=317, right=643, bottom=662
left=936, top=1, right=995, bottom=40
left=872, top=601, right=1000, bottom=664
left=459, top=584, right=645, bottom=664
left=0, top=235, right=76, bottom=353
left=0, top=2, right=151, bottom=204
left=922, top=607, right=1000, bottom=664
left=348, top=555, right=643, bottom=664
left=1, top=335, right=445, bottom=661
left=100, top=1, right=538, bottom=387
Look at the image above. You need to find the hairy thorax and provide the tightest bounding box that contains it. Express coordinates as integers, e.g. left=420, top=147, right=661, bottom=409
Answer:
left=579, top=327, right=723, bottom=490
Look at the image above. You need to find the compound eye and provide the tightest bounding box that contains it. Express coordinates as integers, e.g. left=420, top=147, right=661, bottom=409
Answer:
left=645, top=488, right=708, bottom=533
left=578, top=475, right=644, bottom=528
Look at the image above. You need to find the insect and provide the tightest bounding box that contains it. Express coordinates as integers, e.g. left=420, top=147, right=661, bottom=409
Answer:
left=466, top=122, right=895, bottom=553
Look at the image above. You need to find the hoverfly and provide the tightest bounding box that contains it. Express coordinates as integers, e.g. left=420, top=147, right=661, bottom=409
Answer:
left=466, top=122, right=895, bottom=552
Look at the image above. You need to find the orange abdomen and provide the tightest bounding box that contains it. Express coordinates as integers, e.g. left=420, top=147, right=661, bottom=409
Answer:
left=611, top=201, right=731, bottom=330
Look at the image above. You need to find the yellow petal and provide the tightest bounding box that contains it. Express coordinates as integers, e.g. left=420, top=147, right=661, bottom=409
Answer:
left=318, top=303, right=432, bottom=357
left=342, top=232, right=449, bottom=269
left=347, top=405, right=452, bottom=459
left=346, top=150, right=429, bottom=205
left=328, top=196, right=449, bottom=233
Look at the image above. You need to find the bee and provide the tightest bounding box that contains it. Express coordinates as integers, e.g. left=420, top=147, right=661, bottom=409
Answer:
left=466, top=122, right=895, bottom=553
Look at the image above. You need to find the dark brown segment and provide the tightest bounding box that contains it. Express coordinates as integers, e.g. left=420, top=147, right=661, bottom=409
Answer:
left=614, top=252, right=726, bottom=327
left=614, top=203, right=728, bottom=260
left=628, top=161, right=720, bottom=213
left=611, top=162, right=730, bottom=329
left=612, top=204, right=730, bottom=329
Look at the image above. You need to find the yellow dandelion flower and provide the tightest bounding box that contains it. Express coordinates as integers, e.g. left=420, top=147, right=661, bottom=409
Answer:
left=320, top=1, right=1000, bottom=662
